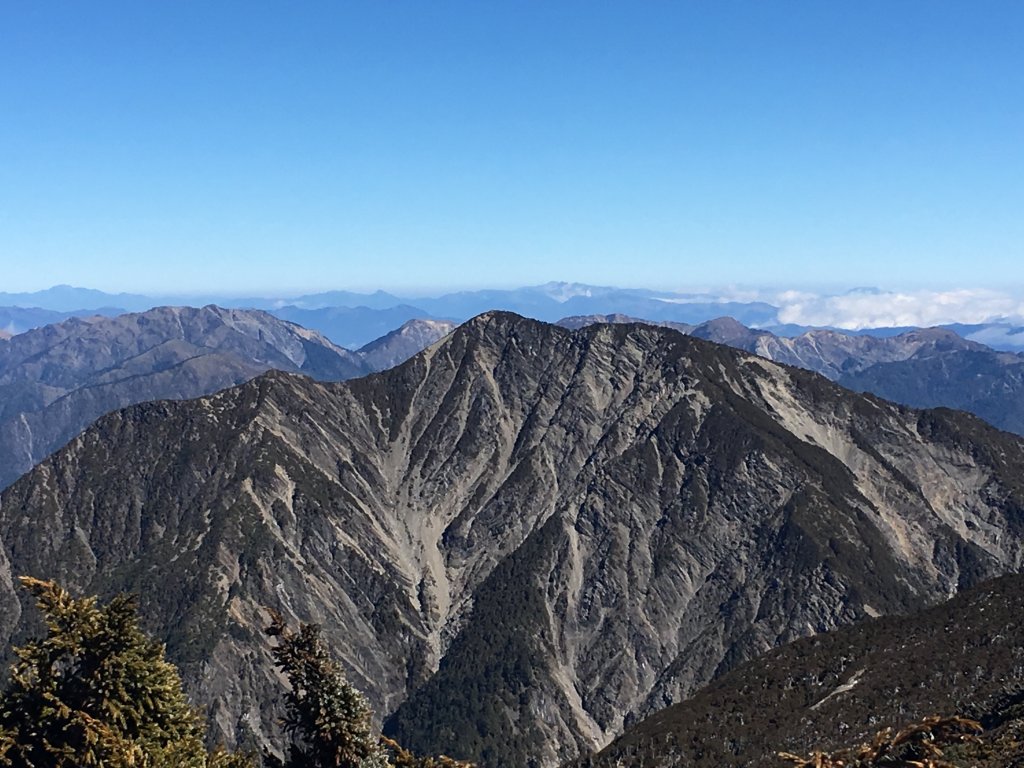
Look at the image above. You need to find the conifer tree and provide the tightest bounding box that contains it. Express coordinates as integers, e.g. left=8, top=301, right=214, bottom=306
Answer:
left=264, top=611, right=391, bottom=768
left=0, top=577, right=252, bottom=768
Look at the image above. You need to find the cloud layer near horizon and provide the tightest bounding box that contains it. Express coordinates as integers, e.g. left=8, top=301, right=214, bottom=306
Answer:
left=772, top=289, right=1024, bottom=329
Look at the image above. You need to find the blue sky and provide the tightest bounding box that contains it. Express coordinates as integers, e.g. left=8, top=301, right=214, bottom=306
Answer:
left=1, top=2, right=1022, bottom=294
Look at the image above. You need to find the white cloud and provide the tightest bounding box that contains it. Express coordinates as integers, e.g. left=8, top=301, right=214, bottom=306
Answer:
left=775, top=289, right=1024, bottom=329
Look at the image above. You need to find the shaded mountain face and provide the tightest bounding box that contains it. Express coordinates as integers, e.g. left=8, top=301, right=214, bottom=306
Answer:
left=579, top=574, right=1024, bottom=767
left=357, top=319, right=457, bottom=371
left=839, top=350, right=1024, bottom=437
left=2, top=314, right=1024, bottom=767
left=0, top=305, right=370, bottom=489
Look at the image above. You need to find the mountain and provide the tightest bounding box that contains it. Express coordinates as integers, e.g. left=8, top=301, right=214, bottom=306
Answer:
left=556, top=314, right=693, bottom=333
left=945, top=322, right=1024, bottom=352
left=577, top=573, right=1024, bottom=767
left=0, top=305, right=126, bottom=335
left=283, top=289, right=407, bottom=311
left=2, top=314, right=1024, bottom=767
left=839, top=348, right=1024, bottom=437
left=357, top=319, right=457, bottom=371
left=560, top=315, right=1024, bottom=434
left=413, top=285, right=779, bottom=326
left=267, top=304, right=439, bottom=348
left=564, top=314, right=985, bottom=379
left=0, top=285, right=147, bottom=312
left=0, top=305, right=370, bottom=490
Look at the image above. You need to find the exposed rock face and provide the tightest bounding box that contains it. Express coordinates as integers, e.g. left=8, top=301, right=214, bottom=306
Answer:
left=562, top=314, right=985, bottom=380
left=580, top=574, right=1024, bottom=767
left=556, top=314, right=693, bottom=334
left=2, top=313, right=1024, bottom=767
left=357, top=319, right=457, bottom=371
left=0, top=305, right=370, bottom=489
left=561, top=316, right=1024, bottom=434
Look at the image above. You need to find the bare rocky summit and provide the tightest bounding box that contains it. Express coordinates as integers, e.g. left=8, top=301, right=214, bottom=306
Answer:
left=357, top=318, right=457, bottom=371
left=1, top=313, right=1023, bottom=767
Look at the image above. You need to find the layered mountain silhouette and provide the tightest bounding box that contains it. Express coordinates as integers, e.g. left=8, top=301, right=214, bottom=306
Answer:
left=579, top=573, right=1024, bottom=767
left=0, top=305, right=371, bottom=489
left=2, top=313, right=1023, bottom=766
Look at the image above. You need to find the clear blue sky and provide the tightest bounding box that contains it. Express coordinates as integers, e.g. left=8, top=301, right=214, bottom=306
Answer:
left=1, top=1, right=1022, bottom=295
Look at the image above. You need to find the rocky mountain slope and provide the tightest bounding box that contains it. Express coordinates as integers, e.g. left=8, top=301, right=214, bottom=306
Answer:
left=357, top=319, right=457, bottom=371
left=838, top=349, right=1024, bottom=437
left=561, top=314, right=1024, bottom=435
left=562, top=314, right=985, bottom=379
left=2, top=314, right=1024, bottom=767
left=0, top=305, right=370, bottom=489
left=577, top=573, right=1024, bottom=767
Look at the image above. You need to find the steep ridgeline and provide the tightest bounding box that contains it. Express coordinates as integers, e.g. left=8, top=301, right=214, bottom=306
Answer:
left=560, top=315, right=1024, bottom=436
left=2, top=314, right=1024, bottom=767
left=561, top=314, right=985, bottom=380
left=0, top=305, right=370, bottom=489
left=578, top=574, right=1024, bottom=767
left=357, top=319, right=457, bottom=371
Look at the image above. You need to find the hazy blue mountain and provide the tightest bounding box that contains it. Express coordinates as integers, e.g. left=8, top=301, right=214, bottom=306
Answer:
left=944, top=322, right=1024, bottom=351
left=839, top=349, right=1024, bottom=436
left=268, top=304, right=439, bottom=348
left=0, top=305, right=369, bottom=489
left=0, top=285, right=148, bottom=311
left=283, top=288, right=408, bottom=310
left=0, top=306, right=126, bottom=335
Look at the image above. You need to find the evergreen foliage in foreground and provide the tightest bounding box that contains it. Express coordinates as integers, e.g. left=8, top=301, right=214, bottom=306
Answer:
left=0, top=576, right=252, bottom=768
left=264, top=610, right=390, bottom=768
left=0, top=579, right=471, bottom=768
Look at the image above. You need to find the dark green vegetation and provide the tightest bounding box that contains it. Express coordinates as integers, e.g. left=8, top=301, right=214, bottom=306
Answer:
left=0, top=579, right=468, bottom=768
left=0, top=577, right=251, bottom=768
left=4, top=313, right=1024, bottom=766
left=265, top=611, right=390, bottom=768
left=575, top=575, right=1024, bottom=767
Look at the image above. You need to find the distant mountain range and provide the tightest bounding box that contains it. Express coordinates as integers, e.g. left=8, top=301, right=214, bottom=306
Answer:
left=0, top=308, right=459, bottom=491
left=0, top=307, right=370, bottom=490
left=3, top=313, right=1024, bottom=766
left=5, top=283, right=1024, bottom=351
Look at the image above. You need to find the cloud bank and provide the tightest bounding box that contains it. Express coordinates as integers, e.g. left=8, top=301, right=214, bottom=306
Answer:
left=773, top=289, right=1024, bottom=329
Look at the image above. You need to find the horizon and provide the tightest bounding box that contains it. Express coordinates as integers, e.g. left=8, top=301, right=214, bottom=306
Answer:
left=2, top=3, right=1022, bottom=295
left=3, top=280, right=1024, bottom=332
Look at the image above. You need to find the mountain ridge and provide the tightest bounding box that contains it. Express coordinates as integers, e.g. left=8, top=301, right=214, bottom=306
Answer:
left=2, top=312, right=1024, bottom=766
